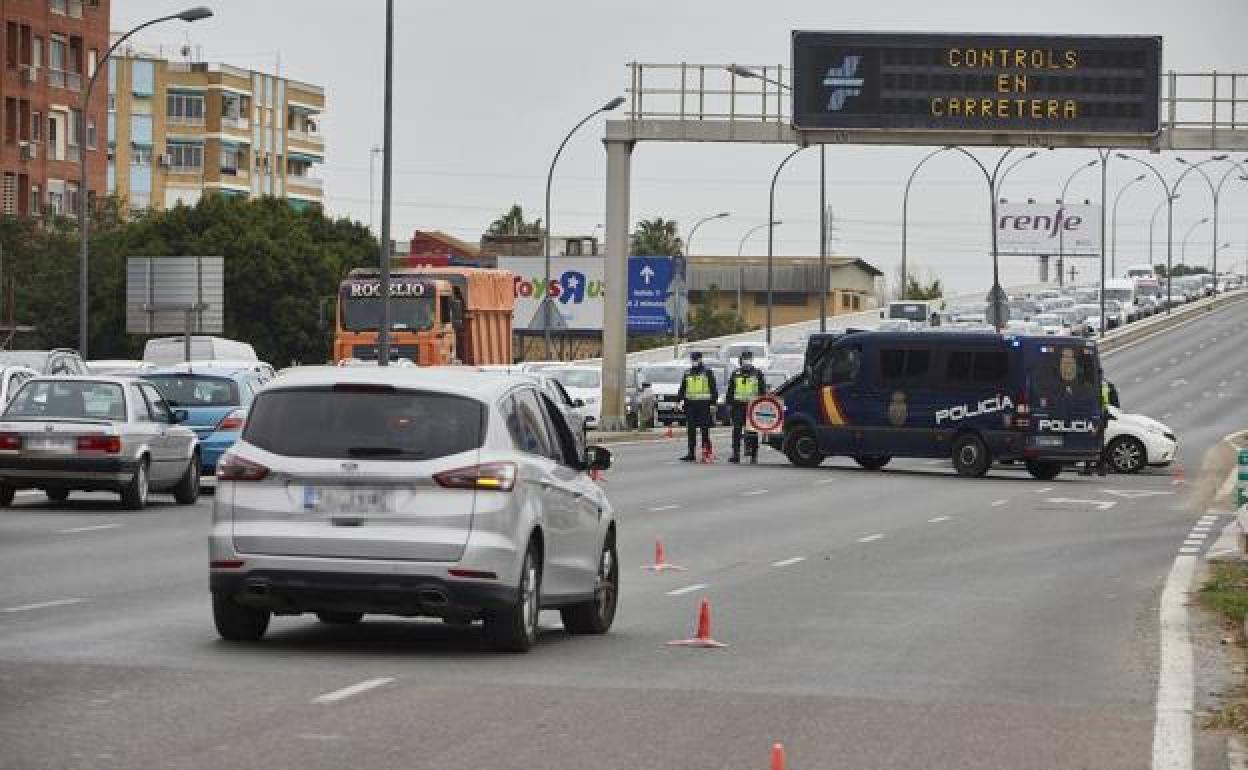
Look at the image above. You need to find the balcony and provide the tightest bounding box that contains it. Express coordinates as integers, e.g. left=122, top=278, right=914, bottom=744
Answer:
left=221, top=115, right=249, bottom=132
left=287, top=129, right=324, bottom=147
left=167, top=114, right=206, bottom=128
left=47, top=69, right=65, bottom=89
left=219, top=166, right=250, bottom=181
left=287, top=174, right=322, bottom=190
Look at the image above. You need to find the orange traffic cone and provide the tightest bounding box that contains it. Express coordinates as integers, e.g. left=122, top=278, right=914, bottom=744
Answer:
left=770, top=743, right=786, bottom=770
left=589, top=467, right=604, bottom=482
left=701, top=444, right=714, bottom=464
left=1172, top=464, right=1187, bottom=485
left=667, top=597, right=728, bottom=648
left=642, top=538, right=687, bottom=572
left=664, top=424, right=674, bottom=439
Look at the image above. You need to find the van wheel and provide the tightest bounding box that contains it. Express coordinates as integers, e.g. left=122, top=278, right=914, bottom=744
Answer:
left=1106, top=436, right=1146, bottom=474
left=560, top=534, right=618, bottom=635
left=212, top=594, right=270, bottom=641
left=485, top=541, right=541, bottom=653
left=853, top=455, right=891, bottom=471
left=173, top=452, right=201, bottom=505
left=45, top=488, right=70, bottom=503
left=783, top=426, right=824, bottom=468
left=951, top=434, right=991, bottom=478
left=1025, top=460, right=1062, bottom=481
left=120, top=458, right=149, bottom=510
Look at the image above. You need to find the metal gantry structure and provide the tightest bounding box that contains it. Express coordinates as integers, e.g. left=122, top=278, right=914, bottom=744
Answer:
left=595, top=64, right=1248, bottom=430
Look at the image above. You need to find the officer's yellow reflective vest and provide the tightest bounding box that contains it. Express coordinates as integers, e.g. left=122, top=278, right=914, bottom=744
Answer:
left=684, top=372, right=712, bottom=401
left=732, top=373, right=759, bottom=402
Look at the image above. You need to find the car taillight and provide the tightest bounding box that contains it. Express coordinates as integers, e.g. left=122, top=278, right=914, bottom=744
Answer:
left=216, top=453, right=269, bottom=481
left=217, top=409, right=246, bottom=432
left=0, top=433, right=21, bottom=450
left=76, top=435, right=121, bottom=453
left=433, top=462, right=516, bottom=492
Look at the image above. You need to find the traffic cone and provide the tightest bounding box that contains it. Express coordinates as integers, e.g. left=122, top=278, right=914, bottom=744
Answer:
left=642, top=538, right=687, bottom=572
left=667, top=597, right=728, bottom=648
left=770, top=743, right=786, bottom=770
left=589, top=467, right=604, bottom=482
left=1172, top=464, right=1187, bottom=485
left=701, top=444, right=714, bottom=464
left=664, top=424, right=674, bottom=439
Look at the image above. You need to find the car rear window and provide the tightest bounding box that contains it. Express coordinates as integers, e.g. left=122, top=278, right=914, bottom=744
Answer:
left=243, top=386, right=485, bottom=460
left=4, top=380, right=126, bottom=420
left=142, top=375, right=240, bottom=407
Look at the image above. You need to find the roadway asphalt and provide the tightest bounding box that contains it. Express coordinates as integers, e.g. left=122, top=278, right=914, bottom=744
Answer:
left=3, top=299, right=1248, bottom=770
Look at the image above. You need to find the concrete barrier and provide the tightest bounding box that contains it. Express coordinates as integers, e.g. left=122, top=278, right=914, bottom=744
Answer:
left=1096, top=288, right=1248, bottom=354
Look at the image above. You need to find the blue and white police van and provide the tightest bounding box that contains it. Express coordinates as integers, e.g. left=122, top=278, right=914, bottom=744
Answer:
left=767, top=331, right=1104, bottom=479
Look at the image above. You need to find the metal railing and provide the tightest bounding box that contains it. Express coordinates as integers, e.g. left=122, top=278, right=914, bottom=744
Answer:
left=624, top=63, right=1248, bottom=138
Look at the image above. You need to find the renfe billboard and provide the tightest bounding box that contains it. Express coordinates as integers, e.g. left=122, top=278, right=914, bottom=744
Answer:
left=792, top=32, right=1162, bottom=135
left=500, top=257, right=606, bottom=333
left=996, top=203, right=1102, bottom=257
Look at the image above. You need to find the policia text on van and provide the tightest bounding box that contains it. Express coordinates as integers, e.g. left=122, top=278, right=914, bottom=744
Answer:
left=769, top=332, right=1104, bottom=480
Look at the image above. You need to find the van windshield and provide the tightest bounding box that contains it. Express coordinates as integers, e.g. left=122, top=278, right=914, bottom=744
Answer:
left=1030, top=346, right=1098, bottom=399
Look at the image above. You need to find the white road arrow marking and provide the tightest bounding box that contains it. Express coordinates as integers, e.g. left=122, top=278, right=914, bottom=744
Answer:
left=1045, top=497, right=1117, bottom=511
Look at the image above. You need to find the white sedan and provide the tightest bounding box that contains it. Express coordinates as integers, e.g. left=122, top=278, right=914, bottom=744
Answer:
left=1103, top=406, right=1177, bottom=474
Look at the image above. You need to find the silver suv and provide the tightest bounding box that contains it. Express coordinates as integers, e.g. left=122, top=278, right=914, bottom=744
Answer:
left=209, top=366, right=617, bottom=652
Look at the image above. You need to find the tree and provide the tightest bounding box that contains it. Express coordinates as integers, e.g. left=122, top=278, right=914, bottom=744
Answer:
left=487, top=204, right=543, bottom=236
left=889, top=265, right=943, bottom=301
left=685, top=285, right=749, bottom=340
left=1155, top=263, right=1208, bottom=278
left=631, top=218, right=683, bottom=256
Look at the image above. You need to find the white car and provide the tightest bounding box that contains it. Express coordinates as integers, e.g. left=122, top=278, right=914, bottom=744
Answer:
left=545, top=366, right=602, bottom=430
left=1030, top=314, right=1068, bottom=336
left=721, top=342, right=770, bottom=371
left=1103, top=406, right=1177, bottom=474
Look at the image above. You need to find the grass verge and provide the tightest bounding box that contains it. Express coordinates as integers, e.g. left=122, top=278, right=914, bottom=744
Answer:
left=1199, top=562, right=1248, bottom=733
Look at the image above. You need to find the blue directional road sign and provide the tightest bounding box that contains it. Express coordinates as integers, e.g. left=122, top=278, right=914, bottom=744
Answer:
left=627, top=256, right=681, bottom=334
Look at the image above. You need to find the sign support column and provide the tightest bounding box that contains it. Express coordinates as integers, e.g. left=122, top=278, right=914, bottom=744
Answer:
left=600, top=138, right=634, bottom=432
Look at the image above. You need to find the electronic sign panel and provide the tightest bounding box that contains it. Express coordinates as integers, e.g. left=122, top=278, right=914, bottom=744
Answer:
left=792, top=32, right=1161, bottom=135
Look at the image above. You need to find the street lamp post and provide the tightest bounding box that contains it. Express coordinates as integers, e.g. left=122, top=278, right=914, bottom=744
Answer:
left=1175, top=155, right=1239, bottom=294
left=676, top=211, right=730, bottom=356
left=1056, top=159, right=1099, bottom=288
left=1118, top=154, right=1179, bottom=314
left=542, top=96, right=624, bottom=360
left=368, top=145, right=381, bottom=234
left=766, top=147, right=808, bottom=344
left=737, top=221, right=778, bottom=316
left=1181, top=217, right=1210, bottom=265
left=377, top=0, right=395, bottom=365
left=77, top=6, right=213, bottom=358
left=1149, top=196, right=1177, bottom=265
left=900, top=147, right=953, bottom=301
left=944, top=147, right=1028, bottom=332
left=1112, top=174, right=1147, bottom=278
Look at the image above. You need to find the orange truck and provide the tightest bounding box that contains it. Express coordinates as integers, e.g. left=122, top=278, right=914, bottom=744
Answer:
left=333, top=267, right=513, bottom=365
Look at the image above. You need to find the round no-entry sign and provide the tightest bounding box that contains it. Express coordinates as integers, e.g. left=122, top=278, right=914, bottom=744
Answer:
left=747, top=396, right=784, bottom=434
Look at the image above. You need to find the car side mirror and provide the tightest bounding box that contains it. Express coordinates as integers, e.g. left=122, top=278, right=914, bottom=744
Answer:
left=573, top=398, right=586, bottom=408
left=172, top=408, right=189, bottom=424
left=585, top=445, right=612, bottom=472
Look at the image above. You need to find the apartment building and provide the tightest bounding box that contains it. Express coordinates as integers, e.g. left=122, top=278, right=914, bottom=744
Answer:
left=108, top=53, right=324, bottom=213
left=0, top=0, right=110, bottom=218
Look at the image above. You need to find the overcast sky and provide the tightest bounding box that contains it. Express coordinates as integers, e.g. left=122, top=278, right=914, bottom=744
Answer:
left=116, top=0, right=1248, bottom=293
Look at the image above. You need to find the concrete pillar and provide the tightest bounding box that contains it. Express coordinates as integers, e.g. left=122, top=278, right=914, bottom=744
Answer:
left=1038, top=255, right=1050, bottom=283
left=600, top=138, right=634, bottom=432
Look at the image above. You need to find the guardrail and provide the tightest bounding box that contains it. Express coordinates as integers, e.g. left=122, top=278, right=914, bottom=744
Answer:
left=1098, top=287, right=1248, bottom=354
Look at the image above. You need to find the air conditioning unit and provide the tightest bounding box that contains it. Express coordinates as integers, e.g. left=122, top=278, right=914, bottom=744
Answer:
left=158, top=153, right=173, bottom=167
left=21, top=66, right=37, bottom=84
left=20, top=142, right=37, bottom=161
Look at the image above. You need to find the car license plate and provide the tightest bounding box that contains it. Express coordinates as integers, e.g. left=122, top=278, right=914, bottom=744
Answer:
left=27, top=437, right=73, bottom=453
left=1034, top=436, right=1064, bottom=448
left=302, top=486, right=393, bottom=515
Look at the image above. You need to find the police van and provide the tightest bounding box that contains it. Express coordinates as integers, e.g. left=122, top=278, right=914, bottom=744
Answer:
left=768, top=331, right=1103, bottom=479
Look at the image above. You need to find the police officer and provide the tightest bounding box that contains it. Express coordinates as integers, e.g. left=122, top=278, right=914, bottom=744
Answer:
left=677, top=351, right=718, bottom=462
left=1085, top=371, right=1114, bottom=476
left=726, top=351, right=767, bottom=463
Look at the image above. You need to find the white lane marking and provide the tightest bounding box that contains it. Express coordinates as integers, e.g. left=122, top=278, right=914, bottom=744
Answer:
left=666, top=583, right=708, bottom=596
left=648, top=504, right=681, bottom=512
left=56, top=523, right=121, bottom=534
left=928, top=515, right=952, bottom=523
left=857, top=533, right=884, bottom=543
left=1102, top=489, right=1175, bottom=499
left=991, top=499, right=1008, bottom=507
left=814, top=478, right=838, bottom=485
left=1185, top=351, right=1194, bottom=356
left=741, top=489, right=769, bottom=497
left=2, top=598, right=85, bottom=613
left=1154, top=367, right=1163, bottom=373
left=1045, top=497, right=1117, bottom=511
left=771, top=556, right=806, bottom=568
left=1153, top=553, right=1196, bottom=769
left=1170, top=379, right=1188, bottom=388
left=312, top=677, right=395, bottom=704
left=1190, top=527, right=1213, bottom=533
left=1035, top=487, right=1054, bottom=494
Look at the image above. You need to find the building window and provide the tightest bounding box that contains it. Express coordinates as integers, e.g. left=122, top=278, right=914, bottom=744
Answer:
left=86, top=117, right=96, bottom=149
left=48, top=36, right=66, bottom=88
left=852, top=294, right=862, bottom=310
left=87, top=48, right=96, bottom=79
left=66, top=182, right=79, bottom=218
left=130, top=144, right=152, bottom=165
left=31, top=111, right=40, bottom=142
left=166, top=92, right=205, bottom=124
left=222, top=92, right=249, bottom=121
left=68, top=108, right=81, bottom=146
left=5, top=23, right=16, bottom=69
left=131, top=60, right=154, bottom=96
left=4, top=99, right=16, bottom=144
left=30, top=184, right=41, bottom=217
left=220, top=144, right=246, bottom=175
left=50, top=0, right=68, bottom=14
left=167, top=142, right=203, bottom=171
left=33, top=37, right=42, bottom=70
left=2, top=173, right=15, bottom=215
left=565, top=239, right=582, bottom=257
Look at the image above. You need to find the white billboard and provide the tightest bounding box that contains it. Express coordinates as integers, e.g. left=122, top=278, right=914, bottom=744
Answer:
left=997, top=203, right=1102, bottom=257
left=498, top=257, right=606, bottom=333
left=126, top=256, right=224, bottom=334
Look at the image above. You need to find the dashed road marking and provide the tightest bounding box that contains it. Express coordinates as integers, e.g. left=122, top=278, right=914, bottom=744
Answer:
left=56, top=523, right=121, bottom=534
left=1035, top=487, right=1054, bottom=494
left=928, top=516, right=952, bottom=523
left=771, top=556, right=806, bottom=568
left=814, top=478, right=838, bottom=485
left=666, top=583, right=708, bottom=596
left=991, top=499, right=1008, bottom=507
left=857, top=533, right=885, bottom=543
left=312, top=677, right=395, bottom=704
left=741, top=489, right=769, bottom=497
left=2, top=598, right=85, bottom=613
left=648, top=504, right=681, bottom=512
